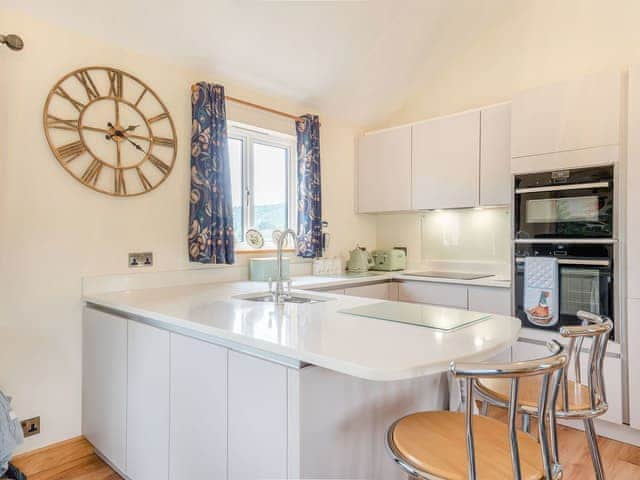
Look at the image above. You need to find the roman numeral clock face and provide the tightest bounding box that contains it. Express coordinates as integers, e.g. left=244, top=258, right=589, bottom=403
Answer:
left=44, top=67, right=177, bottom=196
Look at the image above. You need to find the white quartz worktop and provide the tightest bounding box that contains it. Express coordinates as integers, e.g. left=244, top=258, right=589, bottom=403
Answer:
left=84, top=278, right=520, bottom=382
left=292, top=271, right=511, bottom=290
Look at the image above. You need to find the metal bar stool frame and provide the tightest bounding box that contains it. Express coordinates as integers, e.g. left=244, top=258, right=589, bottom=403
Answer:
left=475, top=311, right=613, bottom=480
left=386, top=340, right=567, bottom=480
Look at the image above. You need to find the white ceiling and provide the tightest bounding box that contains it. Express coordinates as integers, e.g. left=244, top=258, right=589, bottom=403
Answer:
left=2, top=0, right=507, bottom=126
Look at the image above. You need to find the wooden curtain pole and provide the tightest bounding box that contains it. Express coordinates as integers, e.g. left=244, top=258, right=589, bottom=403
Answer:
left=190, top=84, right=319, bottom=125
left=226, top=95, right=305, bottom=122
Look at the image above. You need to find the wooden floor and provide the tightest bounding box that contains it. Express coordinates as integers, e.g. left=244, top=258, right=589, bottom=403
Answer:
left=9, top=418, right=640, bottom=479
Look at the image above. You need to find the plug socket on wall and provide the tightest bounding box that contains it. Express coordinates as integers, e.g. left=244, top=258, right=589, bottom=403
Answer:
left=21, top=416, right=40, bottom=437
left=128, top=252, right=153, bottom=268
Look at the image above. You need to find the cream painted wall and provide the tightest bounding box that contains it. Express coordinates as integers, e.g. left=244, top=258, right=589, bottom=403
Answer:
left=376, top=0, right=640, bottom=268
left=0, top=10, right=376, bottom=451
left=386, top=0, right=640, bottom=125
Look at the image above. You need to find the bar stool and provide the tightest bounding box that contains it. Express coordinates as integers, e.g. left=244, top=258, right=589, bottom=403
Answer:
left=386, top=341, right=567, bottom=479
left=475, top=311, right=613, bottom=480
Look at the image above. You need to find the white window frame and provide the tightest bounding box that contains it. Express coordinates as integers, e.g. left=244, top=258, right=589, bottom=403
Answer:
left=228, top=121, right=297, bottom=250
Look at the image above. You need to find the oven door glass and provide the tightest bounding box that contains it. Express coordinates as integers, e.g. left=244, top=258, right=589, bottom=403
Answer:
left=515, top=186, right=613, bottom=239
left=515, top=261, right=613, bottom=336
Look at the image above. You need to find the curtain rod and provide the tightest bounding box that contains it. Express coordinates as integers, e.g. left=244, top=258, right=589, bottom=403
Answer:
left=226, top=95, right=305, bottom=123
left=191, top=84, right=318, bottom=125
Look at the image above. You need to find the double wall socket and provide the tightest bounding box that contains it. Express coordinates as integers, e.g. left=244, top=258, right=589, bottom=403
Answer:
left=128, top=252, right=153, bottom=268
left=21, top=416, right=40, bottom=437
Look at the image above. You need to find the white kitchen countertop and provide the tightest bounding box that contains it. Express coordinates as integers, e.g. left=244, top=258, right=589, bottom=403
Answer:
left=293, top=271, right=512, bottom=290
left=83, top=276, right=520, bottom=382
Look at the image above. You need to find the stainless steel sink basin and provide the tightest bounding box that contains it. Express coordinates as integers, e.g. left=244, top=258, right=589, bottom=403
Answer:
left=235, top=293, right=331, bottom=304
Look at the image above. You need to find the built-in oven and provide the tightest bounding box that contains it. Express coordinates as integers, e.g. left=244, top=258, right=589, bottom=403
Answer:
left=514, top=243, right=614, bottom=339
left=514, top=166, right=614, bottom=240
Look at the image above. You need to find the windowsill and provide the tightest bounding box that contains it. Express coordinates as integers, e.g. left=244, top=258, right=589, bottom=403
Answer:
left=235, top=248, right=296, bottom=254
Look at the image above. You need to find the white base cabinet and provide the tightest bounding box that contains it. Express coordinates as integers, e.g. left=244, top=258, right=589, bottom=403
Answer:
left=84, top=307, right=452, bottom=480
left=228, top=350, right=288, bottom=480
left=126, top=321, right=170, bottom=480
left=170, top=333, right=227, bottom=480
left=398, top=281, right=468, bottom=309
left=468, top=286, right=511, bottom=316
left=344, top=282, right=391, bottom=300
left=82, top=308, right=127, bottom=473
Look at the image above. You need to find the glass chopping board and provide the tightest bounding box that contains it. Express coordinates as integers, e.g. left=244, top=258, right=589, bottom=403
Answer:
left=339, top=302, right=492, bottom=331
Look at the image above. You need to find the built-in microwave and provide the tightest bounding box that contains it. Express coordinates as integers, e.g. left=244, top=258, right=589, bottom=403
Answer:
left=514, top=166, right=614, bottom=240
left=514, top=243, right=614, bottom=339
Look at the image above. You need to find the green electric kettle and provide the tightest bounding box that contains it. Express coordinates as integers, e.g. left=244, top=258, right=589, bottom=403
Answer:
left=346, top=246, right=374, bottom=273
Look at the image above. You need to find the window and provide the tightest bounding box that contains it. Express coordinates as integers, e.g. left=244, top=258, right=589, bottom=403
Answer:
left=228, top=122, right=297, bottom=249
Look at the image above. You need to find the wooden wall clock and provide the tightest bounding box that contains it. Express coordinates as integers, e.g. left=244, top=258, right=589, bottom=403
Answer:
left=43, top=66, right=177, bottom=196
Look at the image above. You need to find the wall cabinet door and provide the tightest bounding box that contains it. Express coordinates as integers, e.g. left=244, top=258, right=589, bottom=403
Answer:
left=344, top=283, right=389, bottom=300
left=412, top=110, right=480, bottom=210
left=397, top=281, right=468, bottom=309
left=511, top=70, right=621, bottom=160
left=82, top=308, right=127, bottom=472
left=468, top=286, right=511, bottom=316
left=228, top=351, right=288, bottom=480
left=357, top=126, right=412, bottom=213
left=170, top=334, right=228, bottom=480
left=127, top=321, right=170, bottom=480
left=480, top=103, right=511, bottom=206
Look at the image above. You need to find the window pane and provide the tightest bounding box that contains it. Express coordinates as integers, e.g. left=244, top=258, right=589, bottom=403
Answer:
left=228, top=137, right=243, bottom=242
left=252, top=142, right=288, bottom=239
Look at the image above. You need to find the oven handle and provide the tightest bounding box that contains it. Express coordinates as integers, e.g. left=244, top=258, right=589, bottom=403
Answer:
left=515, top=257, right=610, bottom=266
left=515, top=181, right=610, bottom=194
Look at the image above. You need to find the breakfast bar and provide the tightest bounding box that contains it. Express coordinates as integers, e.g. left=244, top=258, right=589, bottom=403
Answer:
left=82, top=280, right=520, bottom=480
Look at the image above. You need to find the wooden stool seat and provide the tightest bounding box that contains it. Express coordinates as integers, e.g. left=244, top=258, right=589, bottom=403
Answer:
left=478, top=376, right=591, bottom=411
left=390, top=411, right=544, bottom=480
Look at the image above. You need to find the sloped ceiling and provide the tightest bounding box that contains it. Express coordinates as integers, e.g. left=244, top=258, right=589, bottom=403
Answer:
left=2, top=0, right=509, bottom=127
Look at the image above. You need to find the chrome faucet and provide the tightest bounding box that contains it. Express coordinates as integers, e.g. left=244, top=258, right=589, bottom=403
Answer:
left=273, top=229, right=297, bottom=303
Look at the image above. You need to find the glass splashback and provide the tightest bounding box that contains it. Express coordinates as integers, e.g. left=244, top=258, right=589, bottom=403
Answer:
left=421, top=207, right=510, bottom=262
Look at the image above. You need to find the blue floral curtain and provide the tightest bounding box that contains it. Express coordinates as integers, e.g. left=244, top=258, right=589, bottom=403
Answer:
left=295, top=115, right=322, bottom=258
left=188, top=83, right=235, bottom=264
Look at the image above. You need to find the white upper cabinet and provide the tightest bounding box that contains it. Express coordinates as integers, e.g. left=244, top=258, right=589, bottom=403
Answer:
left=480, top=103, right=512, bottom=206
left=357, top=126, right=412, bottom=213
left=412, top=110, right=480, bottom=210
left=511, top=70, right=622, bottom=173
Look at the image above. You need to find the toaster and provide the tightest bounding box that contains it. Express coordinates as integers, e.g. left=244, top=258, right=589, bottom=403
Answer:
left=371, top=249, right=406, bottom=271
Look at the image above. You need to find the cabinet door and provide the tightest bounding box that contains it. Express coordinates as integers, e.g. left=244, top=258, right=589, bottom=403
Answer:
left=412, top=111, right=480, bottom=210
left=127, top=321, right=170, bottom=480
left=480, top=103, right=511, bottom=206
left=228, top=351, right=288, bottom=480
left=628, top=299, right=640, bottom=429
left=511, top=339, right=550, bottom=362
left=397, top=281, right=468, bottom=309
left=344, top=283, right=389, bottom=300
left=170, top=334, right=227, bottom=480
left=628, top=66, right=640, bottom=299
left=468, top=286, right=511, bottom=316
left=357, top=127, right=412, bottom=213
left=82, top=307, right=127, bottom=471
left=512, top=70, right=621, bottom=159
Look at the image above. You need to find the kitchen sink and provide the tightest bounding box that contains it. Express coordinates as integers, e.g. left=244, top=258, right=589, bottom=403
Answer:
left=235, top=293, right=331, bottom=304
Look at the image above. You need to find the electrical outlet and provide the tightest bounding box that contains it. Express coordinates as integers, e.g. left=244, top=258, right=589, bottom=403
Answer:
left=21, top=416, right=40, bottom=438
left=128, top=252, right=153, bottom=268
